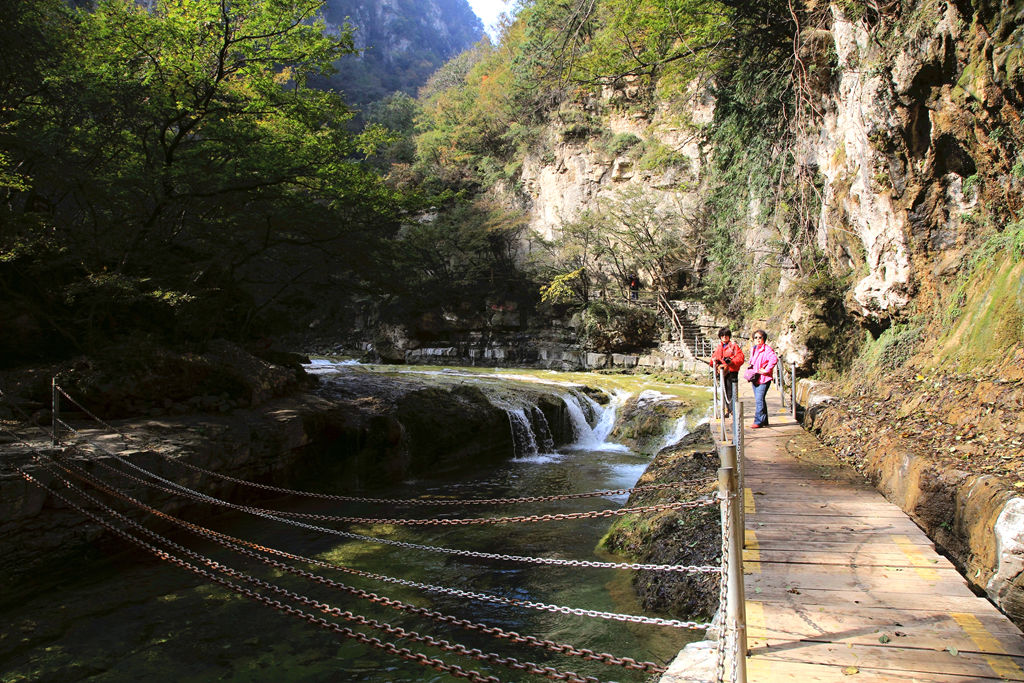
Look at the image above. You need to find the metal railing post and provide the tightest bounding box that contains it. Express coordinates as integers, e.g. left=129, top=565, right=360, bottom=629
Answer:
left=718, top=368, right=727, bottom=443
left=731, top=378, right=738, bottom=438
left=791, top=363, right=798, bottom=421
left=774, top=360, right=782, bottom=409
left=51, top=377, right=59, bottom=446
left=736, top=400, right=745, bottom=544
left=712, top=364, right=720, bottom=422
left=718, top=443, right=748, bottom=683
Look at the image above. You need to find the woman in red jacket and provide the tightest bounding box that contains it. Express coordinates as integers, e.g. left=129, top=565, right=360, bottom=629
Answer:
left=710, top=327, right=744, bottom=417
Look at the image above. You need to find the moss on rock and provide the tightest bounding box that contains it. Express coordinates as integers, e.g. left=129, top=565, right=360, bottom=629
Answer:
left=600, top=424, right=720, bottom=620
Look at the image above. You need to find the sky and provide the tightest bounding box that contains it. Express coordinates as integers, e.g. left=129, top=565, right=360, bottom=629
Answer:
left=466, top=0, right=511, bottom=41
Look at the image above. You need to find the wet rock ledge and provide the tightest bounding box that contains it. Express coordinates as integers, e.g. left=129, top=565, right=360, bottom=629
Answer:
left=0, top=364, right=578, bottom=584
left=600, top=424, right=721, bottom=621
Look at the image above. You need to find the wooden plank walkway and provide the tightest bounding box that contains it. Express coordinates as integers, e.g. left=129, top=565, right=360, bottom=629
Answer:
left=732, top=383, right=1024, bottom=682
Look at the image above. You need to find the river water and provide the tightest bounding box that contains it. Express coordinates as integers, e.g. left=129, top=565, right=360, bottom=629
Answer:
left=1, top=366, right=712, bottom=683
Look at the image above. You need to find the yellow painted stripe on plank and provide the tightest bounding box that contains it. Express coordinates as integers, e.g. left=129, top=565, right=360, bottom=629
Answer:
left=891, top=535, right=941, bottom=580
left=743, top=529, right=760, bottom=574
left=744, top=487, right=755, bottom=514
left=951, top=612, right=1024, bottom=679
left=746, top=601, right=772, bottom=679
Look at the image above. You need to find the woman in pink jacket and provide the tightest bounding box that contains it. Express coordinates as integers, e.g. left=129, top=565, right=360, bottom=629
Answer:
left=747, top=329, right=778, bottom=428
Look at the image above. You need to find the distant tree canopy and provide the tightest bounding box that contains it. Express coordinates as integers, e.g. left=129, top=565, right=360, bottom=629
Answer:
left=413, top=0, right=803, bottom=314
left=0, top=0, right=810, bottom=365
left=315, top=0, right=485, bottom=106
left=0, top=0, right=403, bottom=361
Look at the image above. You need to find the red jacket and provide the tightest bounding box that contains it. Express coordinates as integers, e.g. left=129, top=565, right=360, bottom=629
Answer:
left=710, top=340, right=745, bottom=373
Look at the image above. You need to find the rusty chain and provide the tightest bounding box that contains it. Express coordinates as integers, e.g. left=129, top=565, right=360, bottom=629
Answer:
left=27, top=461, right=646, bottom=683
left=56, top=430, right=720, bottom=576
left=53, top=383, right=713, bottom=506
left=52, top=396, right=719, bottom=526
left=20, top=466, right=523, bottom=683
left=715, top=478, right=730, bottom=683
left=49, top=447, right=714, bottom=629
left=48, top=454, right=669, bottom=674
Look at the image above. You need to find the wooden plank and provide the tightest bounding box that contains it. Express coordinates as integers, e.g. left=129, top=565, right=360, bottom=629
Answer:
left=746, top=658, right=1015, bottom=682
left=746, top=548, right=957, bottom=569
left=748, top=530, right=935, bottom=546
left=746, top=563, right=970, bottom=594
left=749, top=585, right=1008, bottom=615
left=749, top=641, right=1024, bottom=680
left=748, top=538, right=938, bottom=553
left=746, top=503, right=911, bottom=517
left=721, top=382, right=1024, bottom=682
left=747, top=519, right=925, bottom=533
left=747, top=602, right=1024, bottom=654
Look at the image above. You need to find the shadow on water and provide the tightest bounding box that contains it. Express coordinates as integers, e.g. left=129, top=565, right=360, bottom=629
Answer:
left=1, top=367, right=712, bottom=682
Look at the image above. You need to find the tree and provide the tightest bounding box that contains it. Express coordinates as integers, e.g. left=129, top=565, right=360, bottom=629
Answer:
left=1, top=0, right=404, bottom=356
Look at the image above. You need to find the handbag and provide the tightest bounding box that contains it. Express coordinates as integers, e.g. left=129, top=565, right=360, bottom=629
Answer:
left=742, top=367, right=757, bottom=382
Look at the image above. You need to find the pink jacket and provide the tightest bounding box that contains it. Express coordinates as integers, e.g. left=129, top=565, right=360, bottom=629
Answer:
left=748, top=343, right=778, bottom=385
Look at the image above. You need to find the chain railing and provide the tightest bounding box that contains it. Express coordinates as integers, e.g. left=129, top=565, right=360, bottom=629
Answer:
left=2, top=378, right=764, bottom=683
left=708, top=370, right=748, bottom=683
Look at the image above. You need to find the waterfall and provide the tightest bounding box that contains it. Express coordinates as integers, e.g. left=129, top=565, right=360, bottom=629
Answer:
left=506, top=408, right=540, bottom=458
left=562, top=390, right=629, bottom=451
left=530, top=406, right=555, bottom=453
left=659, top=414, right=691, bottom=451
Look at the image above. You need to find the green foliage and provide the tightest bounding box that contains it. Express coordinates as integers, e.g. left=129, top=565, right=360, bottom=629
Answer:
left=945, top=220, right=1024, bottom=324
left=637, top=141, right=691, bottom=172
left=380, top=198, right=535, bottom=328
left=362, top=92, right=420, bottom=168
left=574, top=0, right=734, bottom=100
left=697, top=0, right=805, bottom=315
left=858, top=322, right=925, bottom=373
left=557, top=108, right=601, bottom=141
left=581, top=300, right=659, bottom=353
left=0, top=0, right=407, bottom=360
left=313, top=0, right=483, bottom=107
left=593, top=132, right=642, bottom=158
left=962, top=173, right=981, bottom=197
left=1013, top=156, right=1024, bottom=179
left=531, top=186, right=690, bottom=306
left=540, top=268, right=586, bottom=303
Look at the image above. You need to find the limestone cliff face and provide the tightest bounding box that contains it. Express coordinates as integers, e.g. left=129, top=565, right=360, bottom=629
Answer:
left=517, top=88, right=714, bottom=242
left=809, top=3, right=1022, bottom=322
left=510, top=2, right=1022, bottom=357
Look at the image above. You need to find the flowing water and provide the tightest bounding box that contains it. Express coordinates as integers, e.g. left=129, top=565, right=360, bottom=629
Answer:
left=1, top=365, right=712, bottom=683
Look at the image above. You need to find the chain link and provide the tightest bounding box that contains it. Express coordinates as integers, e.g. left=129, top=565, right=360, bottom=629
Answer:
left=20, top=466, right=513, bottom=683
left=6, top=387, right=724, bottom=675
left=716, top=479, right=730, bottom=683
left=230, top=499, right=715, bottom=527
left=53, top=447, right=713, bottom=629
left=48, top=453, right=669, bottom=674
left=53, top=383, right=713, bottom=506
left=58, top=432, right=719, bottom=575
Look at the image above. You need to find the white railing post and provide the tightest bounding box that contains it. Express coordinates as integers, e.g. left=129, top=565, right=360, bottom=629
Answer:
left=791, top=363, right=798, bottom=421
left=736, top=400, right=745, bottom=544
left=51, top=378, right=59, bottom=446
left=777, top=361, right=786, bottom=409
left=718, top=368, right=727, bottom=443
left=718, top=443, right=748, bottom=683
left=712, top=364, right=720, bottom=422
